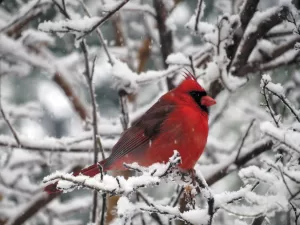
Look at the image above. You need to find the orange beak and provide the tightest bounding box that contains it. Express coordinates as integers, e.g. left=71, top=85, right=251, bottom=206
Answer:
left=201, top=96, right=216, bottom=107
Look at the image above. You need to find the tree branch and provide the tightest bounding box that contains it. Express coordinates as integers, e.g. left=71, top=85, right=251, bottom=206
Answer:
left=238, top=35, right=300, bottom=75
left=153, top=0, right=174, bottom=90
left=225, top=0, right=259, bottom=63
left=231, top=6, right=289, bottom=76
left=76, top=0, right=130, bottom=40
left=0, top=78, right=21, bottom=146
left=206, top=138, right=273, bottom=185
left=53, top=72, right=89, bottom=121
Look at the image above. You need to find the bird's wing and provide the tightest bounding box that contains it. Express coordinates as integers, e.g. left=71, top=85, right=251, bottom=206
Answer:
left=104, top=100, right=176, bottom=167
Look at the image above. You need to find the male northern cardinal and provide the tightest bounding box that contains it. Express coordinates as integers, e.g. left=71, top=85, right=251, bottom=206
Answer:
left=45, top=72, right=216, bottom=193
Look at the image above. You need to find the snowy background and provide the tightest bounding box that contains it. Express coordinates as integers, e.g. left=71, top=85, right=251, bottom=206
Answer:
left=0, top=0, right=300, bottom=225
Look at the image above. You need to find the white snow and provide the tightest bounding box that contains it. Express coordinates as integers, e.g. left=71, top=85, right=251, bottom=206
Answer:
left=181, top=209, right=209, bottom=225
left=21, top=29, right=55, bottom=46
left=38, top=16, right=101, bottom=34
left=239, top=166, right=278, bottom=184
left=260, top=121, right=300, bottom=154
left=166, top=52, right=190, bottom=65
left=0, top=34, right=54, bottom=73
left=186, top=16, right=216, bottom=35
left=111, top=59, right=138, bottom=94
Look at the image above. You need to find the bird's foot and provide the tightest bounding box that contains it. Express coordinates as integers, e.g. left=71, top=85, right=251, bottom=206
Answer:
left=187, top=168, right=196, bottom=186
left=179, top=168, right=197, bottom=186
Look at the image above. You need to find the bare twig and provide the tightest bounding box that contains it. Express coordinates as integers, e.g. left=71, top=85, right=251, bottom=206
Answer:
left=80, top=40, right=105, bottom=224
left=235, top=119, right=255, bottom=162
left=100, top=193, right=107, bottom=225
left=290, top=202, right=300, bottom=225
left=189, top=56, right=196, bottom=75
left=0, top=77, right=21, bottom=146
left=119, top=90, right=129, bottom=130
left=195, top=171, right=215, bottom=225
left=278, top=166, right=293, bottom=196
left=262, top=81, right=280, bottom=127
left=136, top=191, right=163, bottom=225
left=194, top=0, right=204, bottom=32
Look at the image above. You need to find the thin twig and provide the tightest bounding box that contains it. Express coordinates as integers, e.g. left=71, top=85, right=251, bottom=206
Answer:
left=52, top=0, right=70, bottom=18
left=77, top=0, right=130, bottom=40
left=266, top=86, right=300, bottom=123
left=80, top=40, right=100, bottom=223
left=235, top=119, right=255, bottom=163
left=79, top=0, right=114, bottom=66
left=61, top=0, right=66, bottom=12
left=135, top=193, right=146, bottom=225
left=0, top=77, right=21, bottom=146
left=195, top=172, right=215, bottom=225
left=290, top=202, right=300, bottom=225
left=119, top=90, right=129, bottom=130
left=0, top=137, right=110, bottom=152
left=262, top=81, right=280, bottom=127
left=136, top=191, right=163, bottom=225
left=278, top=166, right=293, bottom=196
left=194, top=0, right=204, bottom=32
left=99, top=193, right=107, bottom=225
left=189, top=56, right=196, bottom=75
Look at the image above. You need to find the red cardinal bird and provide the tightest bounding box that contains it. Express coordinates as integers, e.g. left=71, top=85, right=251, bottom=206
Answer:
left=45, top=72, right=216, bottom=193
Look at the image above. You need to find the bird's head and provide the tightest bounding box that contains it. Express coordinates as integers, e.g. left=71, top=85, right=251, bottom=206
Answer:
left=175, top=72, right=216, bottom=113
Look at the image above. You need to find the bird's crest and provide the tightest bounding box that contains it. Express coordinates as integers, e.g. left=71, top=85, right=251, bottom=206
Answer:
left=176, top=68, right=205, bottom=93
left=182, top=69, right=197, bottom=82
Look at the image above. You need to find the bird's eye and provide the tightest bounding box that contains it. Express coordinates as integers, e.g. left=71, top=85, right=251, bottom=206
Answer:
left=189, top=91, right=209, bottom=113
left=189, top=91, right=206, bottom=102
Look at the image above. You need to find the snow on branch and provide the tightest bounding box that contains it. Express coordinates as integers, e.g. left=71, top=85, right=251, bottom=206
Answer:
left=117, top=184, right=264, bottom=225
left=261, top=74, right=300, bottom=123
left=185, top=0, right=206, bottom=33
left=43, top=151, right=181, bottom=194
left=231, top=5, right=290, bottom=76
left=0, top=34, right=54, bottom=73
left=0, top=131, right=117, bottom=153
left=38, top=0, right=130, bottom=42
left=0, top=0, right=51, bottom=35
left=38, top=16, right=101, bottom=35
left=99, top=2, right=156, bottom=18
left=260, top=121, right=300, bottom=154
left=109, top=58, right=182, bottom=94
left=75, top=0, right=130, bottom=40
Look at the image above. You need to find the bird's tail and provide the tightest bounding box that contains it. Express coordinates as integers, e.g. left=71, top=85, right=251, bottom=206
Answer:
left=44, top=160, right=106, bottom=194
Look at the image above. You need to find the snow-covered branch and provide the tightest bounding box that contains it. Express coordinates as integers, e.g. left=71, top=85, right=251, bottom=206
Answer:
left=231, top=5, right=290, bottom=76
left=43, top=151, right=181, bottom=194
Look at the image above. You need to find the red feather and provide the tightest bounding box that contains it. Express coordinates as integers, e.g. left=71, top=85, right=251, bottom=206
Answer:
left=45, top=73, right=216, bottom=193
